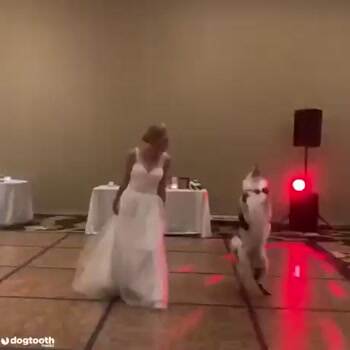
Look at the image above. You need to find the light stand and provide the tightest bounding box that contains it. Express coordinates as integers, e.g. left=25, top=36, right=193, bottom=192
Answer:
left=290, top=108, right=321, bottom=233
left=304, top=146, right=309, bottom=175
left=303, top=146, right=333, bottom=231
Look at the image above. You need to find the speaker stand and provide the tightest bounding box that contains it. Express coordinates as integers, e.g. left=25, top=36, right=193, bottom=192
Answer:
left=318, top=214, right=334, bottom=231
left=304, top=146, right=309, bottom=174
left=303, top=146, right=335, bottom=232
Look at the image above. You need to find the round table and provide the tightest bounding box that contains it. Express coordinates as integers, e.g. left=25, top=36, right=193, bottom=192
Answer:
left=85, top=185, right=212, bottom=237
left=0, top=179, right=34, bottom=226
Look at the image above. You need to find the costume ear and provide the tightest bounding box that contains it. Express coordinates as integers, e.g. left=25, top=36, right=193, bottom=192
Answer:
left=251, top=164, right=261, bottom=177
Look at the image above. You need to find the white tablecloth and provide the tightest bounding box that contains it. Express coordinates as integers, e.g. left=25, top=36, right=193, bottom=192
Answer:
left=85, top=185, right=119, bottom=236
left=0, top=180, right=34, bottom=226
left=85, top=186, right=212, bottom=237
left=166, top=189, right=212, bottom=237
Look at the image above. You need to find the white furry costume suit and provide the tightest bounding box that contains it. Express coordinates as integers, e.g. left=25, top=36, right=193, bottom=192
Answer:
left=231, top=168, right=272, bottom=293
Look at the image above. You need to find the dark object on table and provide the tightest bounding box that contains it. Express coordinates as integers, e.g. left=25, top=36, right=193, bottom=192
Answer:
left=190, top=179, right=202, bottom=190
left=178, top=177, right=190, bottom=189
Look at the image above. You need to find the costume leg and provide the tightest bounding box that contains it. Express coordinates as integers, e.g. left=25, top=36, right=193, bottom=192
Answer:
left=252, top=247, right=271, bottom=296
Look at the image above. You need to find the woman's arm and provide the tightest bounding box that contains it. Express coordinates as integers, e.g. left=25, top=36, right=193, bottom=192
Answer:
left=157, top=156, right=171, bottom=203
left=113, top=150, right=136, bottom=215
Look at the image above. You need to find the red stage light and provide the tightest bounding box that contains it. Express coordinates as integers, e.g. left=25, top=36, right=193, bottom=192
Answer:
left=289, top=176, right=318, bottom=232
left=292, top=179, right=306, bottom=192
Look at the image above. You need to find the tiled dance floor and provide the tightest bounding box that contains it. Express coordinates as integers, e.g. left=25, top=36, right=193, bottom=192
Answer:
left=0, top=231, right=349, bottom=349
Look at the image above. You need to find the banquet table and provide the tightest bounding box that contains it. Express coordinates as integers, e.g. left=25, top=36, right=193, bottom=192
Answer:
left=0, top=179, right=34, bottom=226
left=85, top=185, right=212, bottom=237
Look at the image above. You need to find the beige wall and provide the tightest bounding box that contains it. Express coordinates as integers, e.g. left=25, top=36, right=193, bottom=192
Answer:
left=1, top=0, right=350, bottom=223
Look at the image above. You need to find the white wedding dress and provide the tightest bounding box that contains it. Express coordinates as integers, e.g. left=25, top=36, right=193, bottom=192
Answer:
left=73, top=148, right=168, bottom=309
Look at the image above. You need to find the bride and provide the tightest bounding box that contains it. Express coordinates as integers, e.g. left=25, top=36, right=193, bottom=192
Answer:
left=73, top=124, right=170, bottom=309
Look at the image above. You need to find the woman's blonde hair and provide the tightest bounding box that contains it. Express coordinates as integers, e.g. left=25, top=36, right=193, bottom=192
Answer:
left=142, top=124, right=167, bottom=144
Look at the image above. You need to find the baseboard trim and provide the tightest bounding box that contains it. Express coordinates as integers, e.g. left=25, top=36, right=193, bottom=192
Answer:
left=32, top=213, right=350, bottom=231
left=36, top=212, right=87, bottom=217
left=211, top=215, right=350, bottom=231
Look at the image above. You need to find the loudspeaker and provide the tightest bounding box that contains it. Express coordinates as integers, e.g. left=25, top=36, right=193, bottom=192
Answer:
left=293, top=109, right=322, bottom=147
left=289, top=192, right=319, bottom=232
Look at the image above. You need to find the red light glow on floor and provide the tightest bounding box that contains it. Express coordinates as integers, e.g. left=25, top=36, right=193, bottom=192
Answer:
left=204, top=274, right=224, bottom=287
left=320, top=261, right=336, bottom=274
left=293, top=265, right=301, bottom=278
left=175, top=265, right=195, bottom=273
left=273, top=242, right=349, bottom=349
left=162, top=308, right=205, bottom=349
left=328, top=281, right=348, bottom=299
left=223, top=253, right=236, bottom=264
left=320, top=318, right=346, bottom=350
left=277, top=243, right=310, bottom=350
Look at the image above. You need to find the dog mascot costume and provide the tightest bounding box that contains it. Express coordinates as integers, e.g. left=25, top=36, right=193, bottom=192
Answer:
left=231, top=165, right=272, bottom=295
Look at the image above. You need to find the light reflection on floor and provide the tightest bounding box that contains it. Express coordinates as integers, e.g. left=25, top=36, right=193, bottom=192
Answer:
left=265, top=242, right=348, bottom=350
left=0, top=232, right=349, bottom=349
left=172, top=241, right=349, bottom=349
